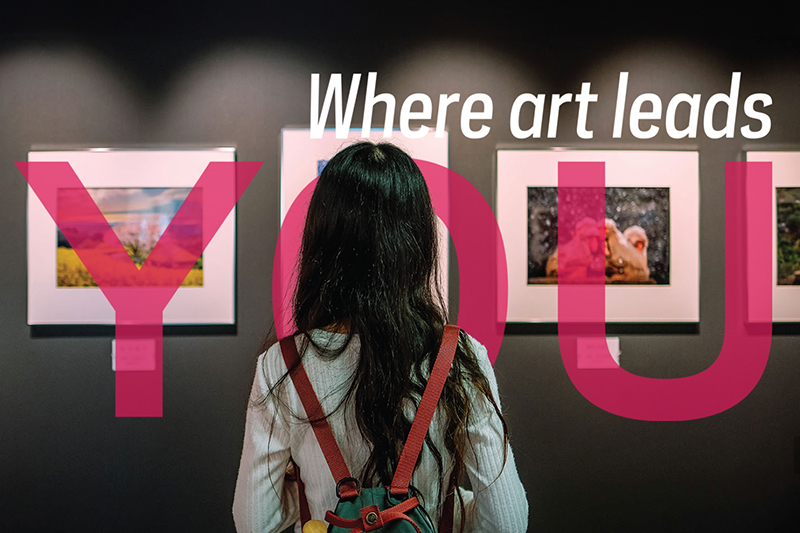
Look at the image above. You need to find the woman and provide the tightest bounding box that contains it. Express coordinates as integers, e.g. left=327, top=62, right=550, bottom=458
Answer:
left=233, top=142, right=527, bottom=532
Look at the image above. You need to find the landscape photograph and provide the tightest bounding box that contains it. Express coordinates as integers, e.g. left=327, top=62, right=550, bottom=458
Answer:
left=56, top=187, right=203, bottom=288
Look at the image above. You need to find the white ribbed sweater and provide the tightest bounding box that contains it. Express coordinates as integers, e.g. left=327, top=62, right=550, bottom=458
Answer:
left=232, top=330, right=528, bottom=533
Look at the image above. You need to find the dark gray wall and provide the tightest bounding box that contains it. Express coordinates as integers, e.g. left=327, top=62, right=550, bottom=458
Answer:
left=1, top=27, right=799, bottom=533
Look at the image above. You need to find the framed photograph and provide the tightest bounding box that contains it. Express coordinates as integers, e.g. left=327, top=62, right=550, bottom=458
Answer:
left=746, top=151, right=800, bottom=323
left=280, top=128, right=450, bottom=304
left=27, top=148, right=237, bottom=325
left=496, top=149, right=699, bottom=323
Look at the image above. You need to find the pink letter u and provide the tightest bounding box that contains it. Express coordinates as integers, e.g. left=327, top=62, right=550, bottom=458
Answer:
left=557, top=162, right=773, bottom=421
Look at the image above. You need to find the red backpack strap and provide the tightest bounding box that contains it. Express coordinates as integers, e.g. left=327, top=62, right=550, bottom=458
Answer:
left=287, top=459, right=311, bottom=525
left=438, top=471, right=457, bottom=533
left=390, top=325, right=460, bottom=497
left=279, top=336, right=360, bottom=499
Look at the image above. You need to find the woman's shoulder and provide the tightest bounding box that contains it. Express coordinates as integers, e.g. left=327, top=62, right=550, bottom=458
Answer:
left=459, top=329, right=494, bottom=373
left=460, top=329, right=488, bottom=355
left=456, top=329, right=504, bottom=411
left=257, top=328, right=493, bottom=388
left=258, top=330, right=360, bottom=388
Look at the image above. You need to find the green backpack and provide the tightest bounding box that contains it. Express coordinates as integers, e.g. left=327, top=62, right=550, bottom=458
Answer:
left=280, top=325, right=459, bottom=533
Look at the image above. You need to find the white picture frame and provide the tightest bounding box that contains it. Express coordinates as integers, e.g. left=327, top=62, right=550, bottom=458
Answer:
left=279, top=128, right=450, bottom=304
left=496, top=149, right=700, bottom=323
left=27, top=148, right=237, bottom=325
left=746, top=151, right=800, bottom=323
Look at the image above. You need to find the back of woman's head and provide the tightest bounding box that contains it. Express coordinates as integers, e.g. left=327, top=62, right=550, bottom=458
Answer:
left=282, top=141, right=506, bottom=522
left=294, top=141, right=445, bottom=335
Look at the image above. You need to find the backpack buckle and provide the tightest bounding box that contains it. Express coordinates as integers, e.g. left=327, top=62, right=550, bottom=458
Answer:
left=335, top=477, right=361, bottom=499
left=361, top=505, right=384, bottom=529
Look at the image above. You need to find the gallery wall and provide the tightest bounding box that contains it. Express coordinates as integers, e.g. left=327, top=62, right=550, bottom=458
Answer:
left=1, top=25, right=799, bottom=533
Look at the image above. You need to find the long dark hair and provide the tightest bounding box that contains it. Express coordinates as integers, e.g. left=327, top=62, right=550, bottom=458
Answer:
left=264, top=141, right=507, bottom=526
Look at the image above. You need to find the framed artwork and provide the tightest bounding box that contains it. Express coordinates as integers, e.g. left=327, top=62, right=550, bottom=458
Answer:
left=27, top=148, right=237, bottom=325
left=496, top=149, right=700, bottom=323
left=746, top=151, right=800, bottom=323
left=279, top=128, right=450, bottom=305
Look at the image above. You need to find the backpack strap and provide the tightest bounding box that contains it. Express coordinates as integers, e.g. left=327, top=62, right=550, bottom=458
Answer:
left=438, top=471, right=457, bottom=533
left=285, top=458, right=311, bottom=524
left=390, top=325, right=460, bottom=497
left=282, top=326, right=461, bottom=530
left=280, top=336, right=360, bottom=499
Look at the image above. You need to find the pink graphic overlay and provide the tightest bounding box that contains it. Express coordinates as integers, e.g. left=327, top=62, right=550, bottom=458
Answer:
left=557, top=161, right=773, bottom=421
left=273, top=159, right=508, bottom=364
left=18, top=161, right=262, bottom=417
left=273, top=177, right=316, bottom=340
